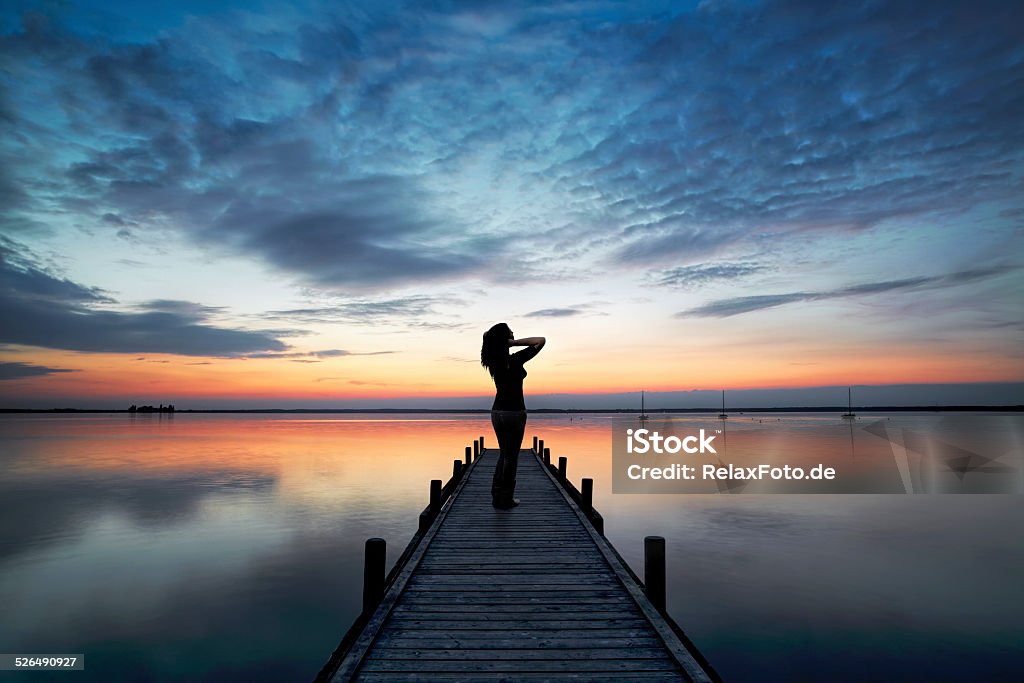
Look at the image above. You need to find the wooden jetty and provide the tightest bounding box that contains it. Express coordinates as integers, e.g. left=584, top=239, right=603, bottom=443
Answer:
left=316, top=437, right=720, bottom=682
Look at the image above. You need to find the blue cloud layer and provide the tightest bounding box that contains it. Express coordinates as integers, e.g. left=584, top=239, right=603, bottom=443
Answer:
left=0, top=241, right=289, bottom=355
left=0, top=361, right=76, bottom=380
left=4, top=0, right=1019, bottom=270
left=678, top=266, right=1018, bottom=317
left=1, top=0, right=1021, bottom=322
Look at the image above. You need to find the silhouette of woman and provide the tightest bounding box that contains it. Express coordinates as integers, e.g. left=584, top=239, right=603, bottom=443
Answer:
left=481, top=323, right=546, bottom=509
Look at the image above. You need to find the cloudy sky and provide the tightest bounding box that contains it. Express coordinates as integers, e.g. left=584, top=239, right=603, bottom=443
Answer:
left=1, top=0, right=1022, bottom=408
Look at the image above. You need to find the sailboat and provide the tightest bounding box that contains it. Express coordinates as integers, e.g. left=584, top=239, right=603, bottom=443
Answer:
left=718, top=389, right=728, bottom=419
left=842, top=387, right=856, bottom=419
left=639, top=390, right=649, bottom=421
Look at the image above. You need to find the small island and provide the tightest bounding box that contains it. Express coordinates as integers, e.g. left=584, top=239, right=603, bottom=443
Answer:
left=128, top=404, right=175, bottom=413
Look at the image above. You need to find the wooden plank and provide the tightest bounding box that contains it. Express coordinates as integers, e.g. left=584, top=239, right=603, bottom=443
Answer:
left=426, top=544, right=595, bottom=550
left=371, top=634, right=666, bottom=649
left=414, top=558, right=604, bottom=564
left=383, top=619, right=651, bottom=630
left=398, top=591, right=630, bottom=598
left=419, top=556, right=601, bottom=562
left=403, top=582, right=621, bottom=590
left=397, top=596, right=634, bottom=606
left=358, top=658, right=680, bottom=672
left=418, top=557, right=601, bottom=562
left=357, top=673, right=685, bottom=682
left=397, top=598, right=634, bottom=607
left=426, top=544, right=592, bottom=549
left=375, top=628, right=661, bottom=640
left=413, top=569, right=601, bottom=576
left=387, top=606, right=634, bottom=618
left=400, top=589, right=623, bottom=596
left=365, top=647, right=670, bottom=660
left=388, top=611, right=644, bottom=620
left=419, top=560, right=601, bottom=565
left=408, top=574, right=614, bottom=584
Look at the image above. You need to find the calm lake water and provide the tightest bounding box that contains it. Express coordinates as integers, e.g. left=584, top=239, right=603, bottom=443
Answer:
left=0, top=412, right=1021, bottom=682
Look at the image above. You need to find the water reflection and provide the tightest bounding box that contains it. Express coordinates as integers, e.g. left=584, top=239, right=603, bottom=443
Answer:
left=0, top=413, right=493, bottom=682
left=0, top=413, right=1020, bottom=682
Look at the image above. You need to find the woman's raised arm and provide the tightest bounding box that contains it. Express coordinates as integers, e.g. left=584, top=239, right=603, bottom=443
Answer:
left=509, top=337, right=545, bottom=349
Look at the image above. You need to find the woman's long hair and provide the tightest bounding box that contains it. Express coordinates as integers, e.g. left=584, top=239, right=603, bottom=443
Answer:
left=481, top=323, right=513, bottom=378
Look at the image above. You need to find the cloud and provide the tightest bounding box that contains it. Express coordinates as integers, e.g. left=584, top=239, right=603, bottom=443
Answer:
left=678, top=266, right=1017, bottom=317
left=523, top=301, right=610, bottom=318
left=214, top=177, right=486, bottom=290
left=264, top=296, right=463, bottom=329
left=680, top=293, right=810, bottom=318
left=0, top=243, right=289, bottom=356
left=651, top=262, right=766, bottom=289
left=1, top=0, right=1021, bottom=296
left=1, top=13, right=494, bottom=290
left=312, top=349, right=359, bottom=358
left=139, top=299, right=225, bottom=318
left=245, top=349, right=393, bottom=359
left=0, top=239, right=111, bottom=303
left=0, top=361, right=77, bottom=380
left=267, top=298, right=437, bottom=322
left=524, top=307, right=585, bottom=318
left=559, top=0, right=1024, bottom=265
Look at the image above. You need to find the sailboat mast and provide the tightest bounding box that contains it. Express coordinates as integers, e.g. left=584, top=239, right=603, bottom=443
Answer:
left=842, top=386, right=856, bottom=419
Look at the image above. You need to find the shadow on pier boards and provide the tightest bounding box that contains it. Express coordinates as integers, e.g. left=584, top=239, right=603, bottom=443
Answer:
left=128, top=404, right=175, bottom=413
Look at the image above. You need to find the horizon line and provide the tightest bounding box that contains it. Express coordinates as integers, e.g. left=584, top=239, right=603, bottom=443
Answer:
left=2, top=405, right=1022, bottom=414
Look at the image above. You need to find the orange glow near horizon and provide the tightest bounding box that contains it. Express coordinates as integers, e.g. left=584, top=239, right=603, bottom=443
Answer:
left=2, top=340, right=1021, bottom=406
left=8, top=412, right=486, bottom=476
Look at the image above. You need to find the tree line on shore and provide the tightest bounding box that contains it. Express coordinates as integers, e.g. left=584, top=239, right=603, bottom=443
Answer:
left=128, top=404, right=175, bottom=413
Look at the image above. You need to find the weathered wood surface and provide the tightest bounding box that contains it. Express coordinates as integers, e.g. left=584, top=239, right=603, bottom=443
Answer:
left=327, top=448, right=714, bottom=682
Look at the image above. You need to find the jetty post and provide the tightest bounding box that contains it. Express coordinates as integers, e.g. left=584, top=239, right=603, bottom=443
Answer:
left=645, top=535, right=667, bottom=613
left=361, top=538, right=386, bottom=614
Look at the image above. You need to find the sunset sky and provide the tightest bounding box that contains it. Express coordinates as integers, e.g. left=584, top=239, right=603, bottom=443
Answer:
left=1, top=0, right=1022, bottom=408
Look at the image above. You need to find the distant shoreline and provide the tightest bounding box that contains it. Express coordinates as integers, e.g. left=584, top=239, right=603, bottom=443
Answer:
left=1, top=406, right=1022, bottom=414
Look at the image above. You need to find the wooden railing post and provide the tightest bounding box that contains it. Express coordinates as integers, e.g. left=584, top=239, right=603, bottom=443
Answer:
left=479, top=435, right=485, bottom=450
left=538, top=439, right=544, bottom=459
left=465, top=446, right=471, bottom=465
left=543, top=447, right=550, bottom=466
left=645, top=536, right=666, bottom=612
left=473, top=439, right=480, bottom=460
left=453, top=460, right=462, bottom=480
left=581, top=478, right=593, bottom=514
left=532, top=435, right=538, bottom=452
left=362, top=538, right=386, bottom=614
left=430, top=479, right=442, bottom=514
left=558, top=456, right=567, bottom=481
